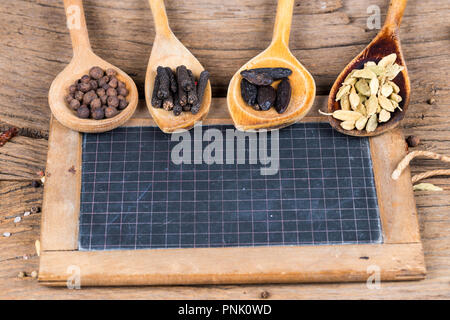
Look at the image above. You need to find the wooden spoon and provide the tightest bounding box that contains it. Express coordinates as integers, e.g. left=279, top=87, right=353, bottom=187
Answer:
left=49, top=0, right=139, bottom=133
left=227, top=0, right=316, bottom=131
left=145, top=0, right=211, bottom=133
left=327, top=0, right=410, bottom=137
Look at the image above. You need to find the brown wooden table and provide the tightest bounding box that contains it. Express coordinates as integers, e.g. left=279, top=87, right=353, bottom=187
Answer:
left=0, top=0, right=448, bottom=299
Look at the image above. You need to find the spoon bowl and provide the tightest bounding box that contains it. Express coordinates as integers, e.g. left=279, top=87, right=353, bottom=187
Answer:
left=328, top=0, right=410, bottom=137
left=145, top=0, right=211, bottom=133
left=227, top=0, right=315, bottom=131
left=49, top=0, right=138, bottom=133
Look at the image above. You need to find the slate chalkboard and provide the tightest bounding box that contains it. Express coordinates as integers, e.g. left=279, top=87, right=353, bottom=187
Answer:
left=79, top=123, right=382, bottom=251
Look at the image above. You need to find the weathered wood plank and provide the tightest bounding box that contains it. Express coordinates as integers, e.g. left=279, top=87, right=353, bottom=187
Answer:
left=0, top=0, right=448, bottom=132
left=0, top=0, right=449, bottom=299
left=0, top=136, right=47, bottom=181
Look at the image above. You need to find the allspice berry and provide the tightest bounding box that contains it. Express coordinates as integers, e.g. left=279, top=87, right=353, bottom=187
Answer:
left=106, top=68, right=117, bottom=77
left=91, top=108, right=105, bottom=120
left=83, top=90, right=98, bottom=105
left=31, top=180, right=41, bottom=188
left=119, top=99, right=128, bottom=110
left=69, top=85, right=77, bottom=94
left=80, top=75, right=91, bottom=84
left=406, top=135, right=420, bottom=147
left=89, top=79, right=98, bottom=90
left=108, top=77, right=118, bottom=88
left=69, top=99, right=81, bottom=110
left=106, top=87, right=117, bottom=97
left=105, top=106, right=119, bottom=118
left=89, top=66, right=104, bottom=80
left=107, top=96, right=119, bottom=108
left=31, top=206, right=41, bottom=214
left=74, top=91, right=84, bottom=101
left=117, top=87, right=128, bottom=97
left=96, top=88, right=106, bottom=97
left=260, top=291, right=270, bottom=299
left=77, top=105, right=90, bottom=119
left=90, top=98, right=102, bottom=110
left=100, top=95, right=108, bottom=105
left=65, top=95, right=74, bottom=104
left=67, top=66, right=128, bottom=120
left=78, top=82, right=91, bottom=93
left=98, top=76, right=109, bottom=87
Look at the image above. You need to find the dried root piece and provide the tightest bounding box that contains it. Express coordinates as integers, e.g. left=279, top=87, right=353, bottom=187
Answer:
left=191, top=70, right=210, bottom=115
left=151, top=72, right=162, bottom=108
left=172, top=91, right=182, bottom=116
left=165, top=67, right=177, bottom=93
left=152, top=66, right=210, bottom=116
left=162, top=92, right=174, bottom=111
left=176, top=67, right=188, bottom=106
left=187, top=69, right=198, bottom=105
left=176, top=65, right=193, bottom=92
left=156, top=66, right=170, bottom=100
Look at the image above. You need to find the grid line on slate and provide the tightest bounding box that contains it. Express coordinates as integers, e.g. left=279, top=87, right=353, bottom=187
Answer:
left=79, top=123, right=382, bottom=251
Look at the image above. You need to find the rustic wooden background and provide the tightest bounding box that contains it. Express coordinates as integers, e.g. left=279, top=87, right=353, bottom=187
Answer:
left=0, top=0, right=449, bottom=299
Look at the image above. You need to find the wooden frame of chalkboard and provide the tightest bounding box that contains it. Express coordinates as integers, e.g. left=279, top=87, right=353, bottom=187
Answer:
left=38, top=97, right=426, bottom=286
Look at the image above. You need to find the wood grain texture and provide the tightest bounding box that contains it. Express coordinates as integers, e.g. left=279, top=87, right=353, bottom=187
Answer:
left=0, top=0, right=449, bottom=299
left=37, top=116, right=424, bottom=285
left=38, top=243, right=425, bottom=286
left=40, top=119, right=80, bottom=251
left=370, top=129, right=421, bottom=243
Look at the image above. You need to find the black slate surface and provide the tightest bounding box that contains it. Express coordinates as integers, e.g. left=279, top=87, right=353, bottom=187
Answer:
left=79, top=123, right=382, bottom=251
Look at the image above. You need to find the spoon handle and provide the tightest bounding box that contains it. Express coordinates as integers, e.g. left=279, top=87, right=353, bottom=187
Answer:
left=383, top=0, right=408, bottom=31
left=63, top=0, right=92, bottom=56
left=149, top=0, right=173, bottom=38
left=271, top=0, right=294, bottom=47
